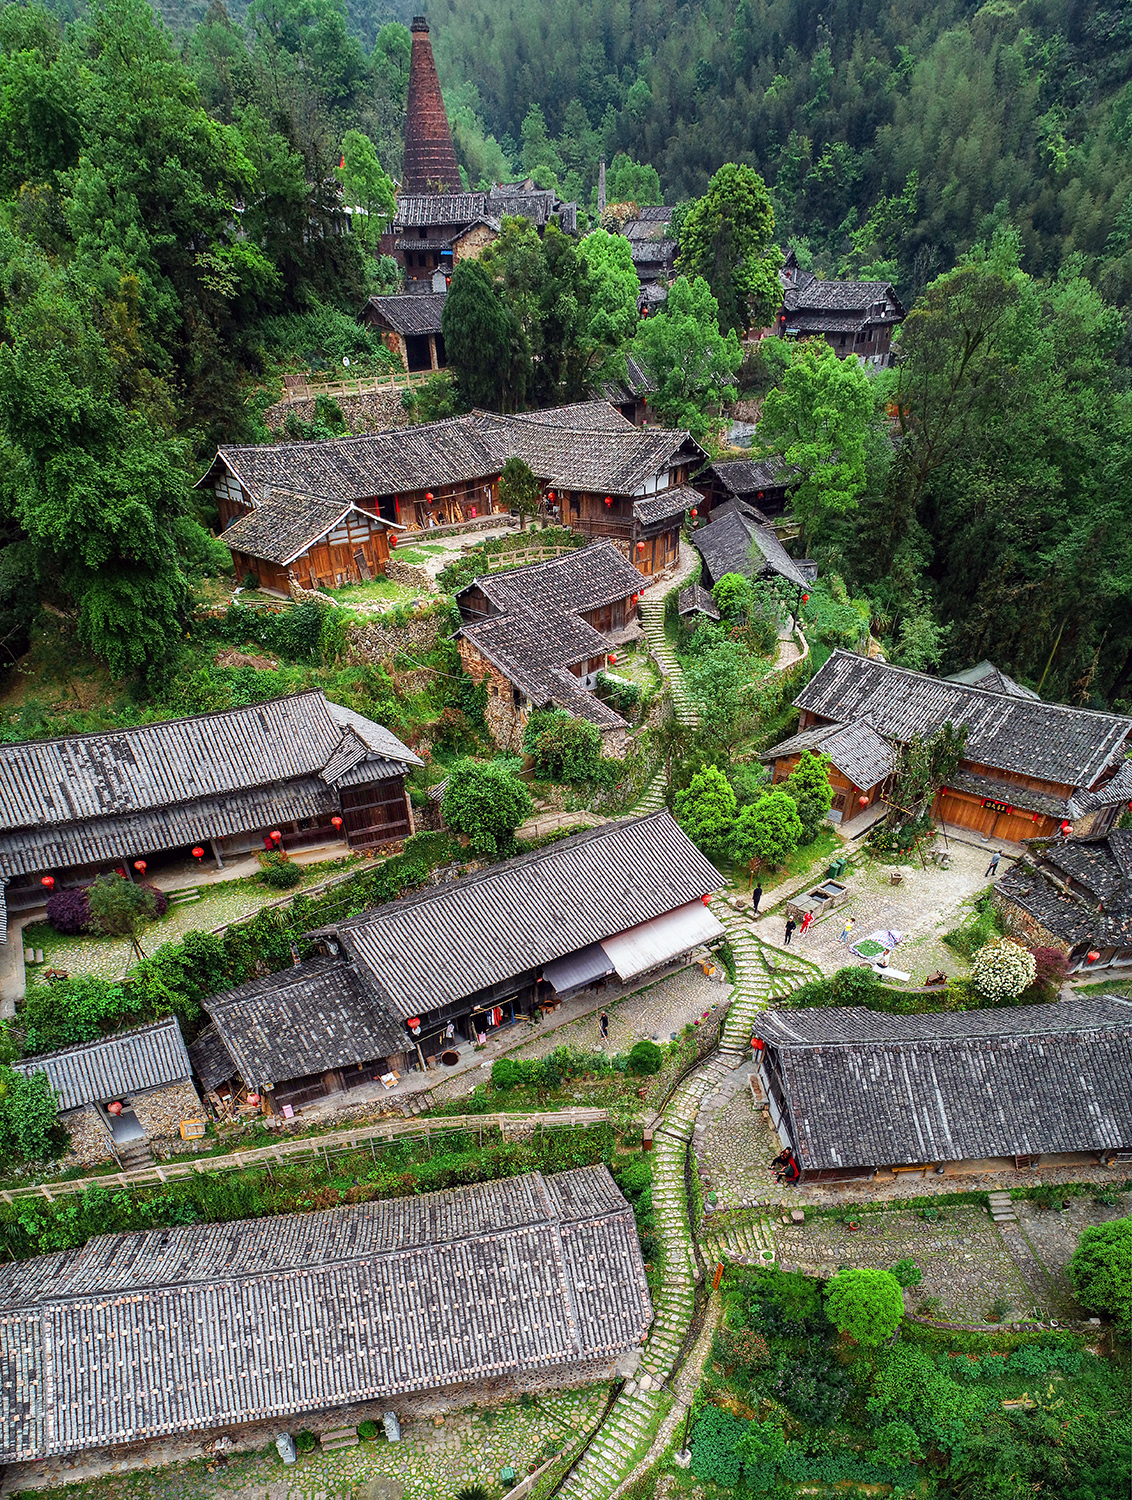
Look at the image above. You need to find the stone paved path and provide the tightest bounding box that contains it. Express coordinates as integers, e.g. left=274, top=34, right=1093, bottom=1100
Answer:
left=558, top=898, right=807, bottom=1500
left=639, top=600, right=698, bottom=729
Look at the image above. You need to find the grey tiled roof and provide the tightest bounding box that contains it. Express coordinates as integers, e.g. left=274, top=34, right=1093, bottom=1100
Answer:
left=461, top=541, right=642, bottom=620
left=1072, top=756, right=1132, bottom=814
left=945, top=661, right=1040, bottom=700
left=602, top=354, right=655, bottom=404
left=394, top=192, right=489, bottom=227
left=476, top=413, right=703, bottom=496
left=13, top=1019, right=191, bottom=1113
left=634, top=485, right=700, bottom=527
left=461, top=610, right=627, bottom=728
left=222, top=496, right=394, bottom=566
left=200, top=415, right=501, bottom=507
left=518, top=401, right=635, bottom=432
left=677, top=585, right=720, bottom=620
left=694, top=508, right=808, bottom=588
left=711, top=457, right=791, bottom=497
left=757, top=998, right=1132, bottom=1169
left=0, top=1167, right=651, bottom=1462
left=763, top=719, right=895, bottom=791
left=795, top=651, right=1132, bottom=789
left=997, top=831, right=1132, bottom=950
left=366, top=292, right=446, bottom=335
left=320, top=813, right=723, bottom=1017
left=783, top=277, right=904, bottom=315
left=185, top=1024, right=237, bottom=1092
left=204, top=954, right=409, bottom=1090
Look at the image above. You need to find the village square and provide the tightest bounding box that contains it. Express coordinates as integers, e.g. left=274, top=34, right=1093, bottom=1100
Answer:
left=0, top=6, right=1127, bottom=1500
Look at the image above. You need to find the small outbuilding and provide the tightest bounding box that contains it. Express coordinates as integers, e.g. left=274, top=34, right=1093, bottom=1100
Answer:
left=994, top=830, right=1132, bottom=973
left=13, top=1019, right=199, bottom=1168
left=362, top=291, right=447, bottom=373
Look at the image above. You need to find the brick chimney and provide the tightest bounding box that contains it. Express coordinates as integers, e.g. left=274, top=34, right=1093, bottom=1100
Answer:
left=402, top=16, right=463, bottom=195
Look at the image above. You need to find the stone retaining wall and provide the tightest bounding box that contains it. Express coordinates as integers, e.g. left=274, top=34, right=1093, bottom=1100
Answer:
left=386, top=557, right=439, bottom=593
left=263, top=388, right=411, bottom=435
left=132, top=1080, right=204, bottom=1146
left=347, top=607, right=451, bottom=666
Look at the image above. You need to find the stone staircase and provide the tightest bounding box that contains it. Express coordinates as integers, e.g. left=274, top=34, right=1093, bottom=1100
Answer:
left=712, top=899, right=823, bottom=1017
left=700, top=1215, right=777, bottom=1268
left=628, top=771, right=668, bottom=817
left=987, top=1190, right=1018, bottom=1224
left=115, top=1138, right=155, bottom=1172
left=639, top=601, right=698, bottom=728
left=165, top=886, right=201, bottom=908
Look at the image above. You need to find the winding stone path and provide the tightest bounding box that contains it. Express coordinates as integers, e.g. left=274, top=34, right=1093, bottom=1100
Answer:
left=560, top=898, right=808, bottom=1500
left=639, top=600, right=698, bottom=729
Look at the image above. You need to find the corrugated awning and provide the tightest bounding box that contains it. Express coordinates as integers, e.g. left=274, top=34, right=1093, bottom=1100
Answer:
left=600, top=899, right=723, bottom=981
left=542, top=943, right=615, bottom=996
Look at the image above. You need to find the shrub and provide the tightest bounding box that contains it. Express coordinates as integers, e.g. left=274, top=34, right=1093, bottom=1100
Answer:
left=672, top=764, right=736, bottom=863
left=524, top=711, right=603, bottom=783
left=731, top=788, right=804, bottom=874
left=85, top=873, right=158, bottom=938
left=782, top=750, right=835, bottom=843
left=455, top=1487, right=492, bottom=1500
left=294, top=1429, right=317, bottom=1453
left=712, top=572, right=754, bottom=619
left=357, top=1419, right=379, bottom=1440
left=258, top=851, right=303, bottom=889
left=943, top=895, right=1004, bottom=959
left=596, top=671, right=642, bottom=716
left=441, top=758, right=533, bottom=856
left=0, top=1067, right=67, bottom=1167
left=627, top=1039, right=664, bottom=1076
left=1023, top=945, right=1069, bottom=1001
left=891, top=1258, right=924, bottom=1288
left=825, top=1266, right=905, bottom=1344
left=141, top=884, right=169, bottom=918
left=1068, top=1216, right=1131, bottom=1332
left=46, top=886, right=91, bottom=935
left=971, top=936, right=1037, bottom=1003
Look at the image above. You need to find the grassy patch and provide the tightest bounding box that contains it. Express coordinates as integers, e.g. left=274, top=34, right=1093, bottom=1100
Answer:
left=327, top=576, right=421, bottom=606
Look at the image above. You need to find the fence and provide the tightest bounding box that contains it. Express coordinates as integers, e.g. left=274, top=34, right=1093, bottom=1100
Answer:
left=0, top=1108, right=610, bottom=1204
left=277, top=369, right=433, bottom=404
left=486, top=545, right=576, bottom=571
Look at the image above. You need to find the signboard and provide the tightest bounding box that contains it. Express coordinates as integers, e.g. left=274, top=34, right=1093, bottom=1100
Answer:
left=179, top=1118, right=207, bottom=1140
left=982, top=799, right=1013, bottom=815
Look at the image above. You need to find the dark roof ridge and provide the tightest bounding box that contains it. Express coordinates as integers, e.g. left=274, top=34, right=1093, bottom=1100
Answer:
left=760, top=996, right=1132, bottom=1046
left=12, top=1017, right=183, bottom=1067
left=0, top=688, right=331, bottom=757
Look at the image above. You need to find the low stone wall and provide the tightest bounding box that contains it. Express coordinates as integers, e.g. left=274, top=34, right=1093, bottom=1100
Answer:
left=131, top=1080, right=204, bottom=1146
left=263, top=387, right=411, bottom=435
left=386, top=557, right=439, bottom=593
left=347, top=607, right=450, bottom=666
left=60, top=1106, right=114, bottom=1169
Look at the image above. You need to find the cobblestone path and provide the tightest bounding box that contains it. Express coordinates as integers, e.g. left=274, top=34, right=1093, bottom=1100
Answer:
left=639, top=601, right=697, bottom=728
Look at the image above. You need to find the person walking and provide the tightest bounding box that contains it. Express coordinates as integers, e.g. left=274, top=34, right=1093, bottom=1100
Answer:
left=784, top=917, right=796, bottom=945
left=985, top=850, right=1002, bottom=878
left=599, top=1010, right=609, bottom=1043
left=800, top=910, right=814, bottom=937
left=838, top=917, right=854, bottom=944
left=751, top=882, right=763, bottom=914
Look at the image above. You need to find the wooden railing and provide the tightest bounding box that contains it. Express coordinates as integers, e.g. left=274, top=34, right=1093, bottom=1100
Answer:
left=276, top=369, right=433, bottom=405
left=0, top=1108, right=610, bottom=1204
left=486, top=545, right=576, bottom=571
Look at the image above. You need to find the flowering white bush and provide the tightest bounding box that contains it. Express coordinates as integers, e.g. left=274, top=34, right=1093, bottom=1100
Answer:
left=972, top=936, right=1037, bottom=1003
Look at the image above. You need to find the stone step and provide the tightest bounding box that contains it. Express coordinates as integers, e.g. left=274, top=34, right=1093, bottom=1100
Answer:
left=320, top=1429, right=360, bottom=1451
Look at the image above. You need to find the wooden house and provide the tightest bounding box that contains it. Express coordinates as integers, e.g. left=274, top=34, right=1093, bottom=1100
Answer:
left=752, top=998, right=1132, bottom=1182
left=222, top=493, right=396, bottom=592
left=362, top=290, right=447, bottom=372
left=775, top=255, right=905, bottom=365
left=692, top=504, right=809, bottom=595
left=190, top=953, right=413, bottom=1112
left=763, top=719, right=897, bottom=825
left=455, top=540, right=645, bottom=751
left=769, top=651, right=1132, bottom=838
left=702, top=456, right=793, bottom=519
left=994, top=829, right=1132, bottom=973
left=478, top=405, right=707, bottom=578
left=0, top=692, right=422, bottom=933
left=0, top=1167, right=652, bottom=1464
left=309, top=812, right=724, bottom=1061
left=389, top=185, right=576, bottom=284
left=13, top=1019, right=200, bottom=1171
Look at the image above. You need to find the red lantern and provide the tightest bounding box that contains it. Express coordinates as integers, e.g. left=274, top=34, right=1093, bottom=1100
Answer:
left=133, top=860, right=146, bottom=875
left=548, top=491, right=555, bottom=502
left=246, top=1093, right=260, bottom=1107
left=608, top=653, right=617, bottom=665
left=801, top=593, right=810, bottom=604
left=406, top=1017, right=421, bottom=1030
left=637, top=541, right=645, bottom=552
left=690, top=507, right=698, bottom=518
left=331, top=816, right=343, bottom=830
left=425, top=492, right=434, bottom=502
left=701, top=893, right=711, bottom=905
left=604, top=496, right=612, bottom=507
left=751, top=1037, right=766, bottom=1052
left=191, top=846, right=205, bottom=861
left=107, top=1101, right=123, bottom=1117
left=858, top=795, right=869, bottom=807
left=757, top=490, right=764, bottom=499
left=389, top=534, right=397, bottom=547
left=1060, top=820, right=1072, bottom=835
left=1087, top=950, right=1101, bottom=963
left=41, top=875, right=55, bottom=891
